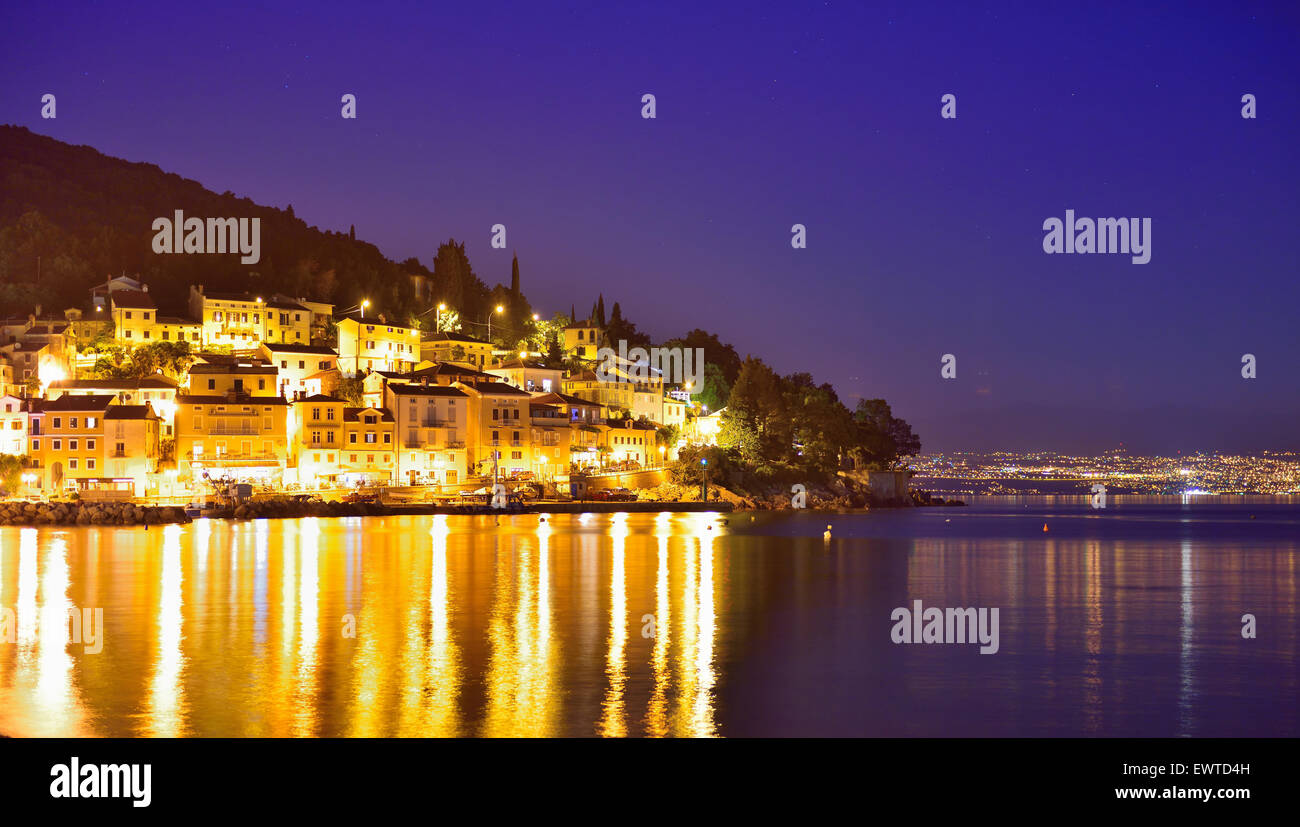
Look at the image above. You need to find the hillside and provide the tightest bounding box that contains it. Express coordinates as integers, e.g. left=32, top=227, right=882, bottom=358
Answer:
left=0, top=125, right=437, bottom=319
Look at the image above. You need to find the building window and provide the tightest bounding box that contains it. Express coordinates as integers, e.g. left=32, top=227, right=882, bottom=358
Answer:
left=53, top=417, right=61, bottom=429
left=86, top=459, right=95, bottom=470
left=53, top=439, right=62, bottom=450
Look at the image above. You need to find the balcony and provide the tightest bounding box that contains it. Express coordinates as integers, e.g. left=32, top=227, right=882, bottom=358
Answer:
left=208, top=426, right=260, bottom=436
left=445, top=440, right=465, bottom=449
left=193, top=451, right=281, bottom=463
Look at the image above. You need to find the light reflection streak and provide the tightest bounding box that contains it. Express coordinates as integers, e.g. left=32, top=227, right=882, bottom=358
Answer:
left=1082, top=540, right=1102, bottom=734
left=645, top=528, right=671, bottom=736
left=599, top=513, right=628, bottom=736
left=292, top=518, right=320, bottom=736
left=692, top=527, right=718, bottom=737
left=34, top=534, right=78, bottom=734
left=145, top=524, right=185, bottom=736
left=1178, top=539, right=1195, bottom=735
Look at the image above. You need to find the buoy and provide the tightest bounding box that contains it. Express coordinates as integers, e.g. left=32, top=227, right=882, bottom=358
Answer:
left=1042, top=523, right=1049, bottom=532
left=539, top=516, right=546, bottom=523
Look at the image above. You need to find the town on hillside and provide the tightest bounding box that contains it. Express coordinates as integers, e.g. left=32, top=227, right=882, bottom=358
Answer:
left=0, top=275, right=729, bottom=506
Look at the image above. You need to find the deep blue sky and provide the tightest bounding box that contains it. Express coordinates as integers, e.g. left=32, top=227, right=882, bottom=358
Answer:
left=3, top=1, right=1297, bottom=452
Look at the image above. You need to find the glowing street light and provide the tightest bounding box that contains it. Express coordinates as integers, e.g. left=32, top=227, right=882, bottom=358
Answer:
left=488, top=305, right=504, bottom=341
left=361, top=299, right=371, bottom=319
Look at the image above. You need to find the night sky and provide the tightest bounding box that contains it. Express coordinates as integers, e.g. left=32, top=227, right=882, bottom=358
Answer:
left=3, top=1, right=1297, bottom=453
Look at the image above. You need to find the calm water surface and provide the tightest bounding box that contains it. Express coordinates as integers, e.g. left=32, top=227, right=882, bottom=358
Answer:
left=1, top=498, right=1296, bottom=737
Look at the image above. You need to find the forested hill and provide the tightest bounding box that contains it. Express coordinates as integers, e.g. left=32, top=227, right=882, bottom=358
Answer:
left=0, top=125, right=436, bottom=318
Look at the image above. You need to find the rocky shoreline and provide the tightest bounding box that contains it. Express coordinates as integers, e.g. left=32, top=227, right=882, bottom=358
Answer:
left=0, top=497, right=732, bottom=526
left=0, top=500, right=190, bottom=526
left=634, top=479, right=965, bottom=511
left=0, top=484, right=959, bottom=527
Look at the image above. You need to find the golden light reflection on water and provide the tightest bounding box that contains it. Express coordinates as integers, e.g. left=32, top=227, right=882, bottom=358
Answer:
left=5, top=506, right=1294, bottom=737
left=645, top=514, right=671, bottom=737
left=598, top=513, right=628, bottom=737
left=145, top=524, right=184, bottom=737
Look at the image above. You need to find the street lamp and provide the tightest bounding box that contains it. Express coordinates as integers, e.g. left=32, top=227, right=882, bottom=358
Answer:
left=361, top=299, right=371, bottom=319
left=437, top=302, right=446, bottom=331
left=488, top=304, right=503, bottom=342
left=659, top=444, right=666, bottom=468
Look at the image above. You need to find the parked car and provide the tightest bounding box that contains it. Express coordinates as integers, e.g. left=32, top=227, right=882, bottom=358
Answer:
left=592, top=487, right=637, bottom=502
left=343, top=491, right=378, bottom=504
left=513, top=484, right=539, bottom=502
